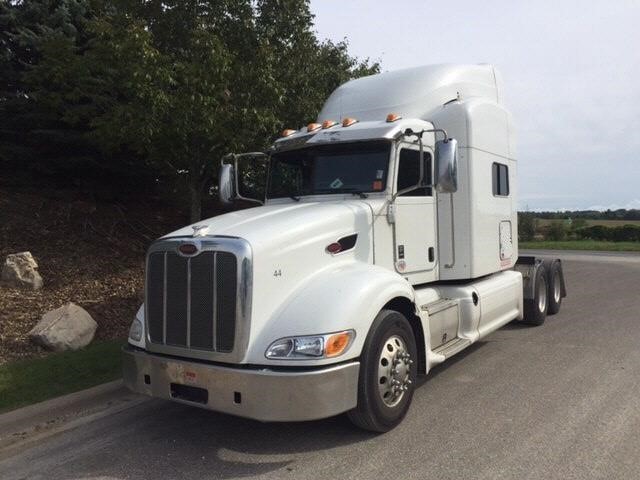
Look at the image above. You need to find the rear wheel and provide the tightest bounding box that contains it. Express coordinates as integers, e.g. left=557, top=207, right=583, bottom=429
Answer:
left=523, top=265, right=548, bottom=325
left=547, top=262, right=563, bottom=315
left=348, top=310, right=417, bottom=432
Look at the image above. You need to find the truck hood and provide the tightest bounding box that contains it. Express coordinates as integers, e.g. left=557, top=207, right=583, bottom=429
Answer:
left=163, top=201, right=374, bottom=254
left=160, top=201, right=378, bottom=365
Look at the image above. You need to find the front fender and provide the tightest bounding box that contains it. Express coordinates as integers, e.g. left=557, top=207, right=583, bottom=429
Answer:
left=245, top=262, right=416, bottom=366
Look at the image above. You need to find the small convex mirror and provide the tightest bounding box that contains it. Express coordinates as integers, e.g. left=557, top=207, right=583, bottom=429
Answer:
left=218, top=163, right=235, bottom=205
left=434, top=138, right=458, bottom=193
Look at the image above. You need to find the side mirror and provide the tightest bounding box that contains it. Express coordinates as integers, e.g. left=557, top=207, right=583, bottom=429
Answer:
left=435, top=138, right=458, bottom=193
left=218, top=163, right=235, bottom=205
left=218, top=152, right=267, bottom=206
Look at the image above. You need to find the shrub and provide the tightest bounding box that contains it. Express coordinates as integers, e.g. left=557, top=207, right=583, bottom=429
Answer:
left=576, top=224, right=640, bottom=242
left=546, top=222, right=567, bottom=241
left=518, top=213, right=536, bottom=241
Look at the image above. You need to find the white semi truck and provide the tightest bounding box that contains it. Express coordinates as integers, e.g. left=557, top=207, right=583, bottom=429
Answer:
left=123, top=64, right=566, bottom=432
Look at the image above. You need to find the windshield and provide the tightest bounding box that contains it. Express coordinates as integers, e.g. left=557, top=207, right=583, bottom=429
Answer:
left=267, top=141, right=391, bottom=199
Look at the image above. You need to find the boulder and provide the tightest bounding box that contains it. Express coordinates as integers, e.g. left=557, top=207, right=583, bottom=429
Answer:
left=29, top=303, right=98, bottom=351
left=1, top=252, right=43, bottom=290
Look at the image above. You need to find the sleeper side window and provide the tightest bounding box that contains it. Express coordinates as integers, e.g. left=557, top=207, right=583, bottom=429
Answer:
left=397, top=149, right=432, bottom=197
left=492, top=162, right=509, bottom=196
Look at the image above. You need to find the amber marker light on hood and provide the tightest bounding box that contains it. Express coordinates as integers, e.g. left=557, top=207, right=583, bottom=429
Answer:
left=325, top=331, right=354, bottom=357
left=281, top=129, right=296, bottom=137
left=307, top=123, right=321, bottom=132
left=322, top=120, right=338, bottom=129
left=386, top=113, right=402, bottom=122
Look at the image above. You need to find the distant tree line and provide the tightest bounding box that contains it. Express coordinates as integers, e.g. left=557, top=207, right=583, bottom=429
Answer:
left=0, top=0, right=379, bottom=221
left=527, top=209, right=640, bottom=221
left=518, top=212, right=640, bottom=242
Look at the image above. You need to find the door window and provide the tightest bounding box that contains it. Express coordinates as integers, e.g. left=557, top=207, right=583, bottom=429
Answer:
left=492, top=163, right=509, bottom=196
left=397, top=149, right=432, bottom=196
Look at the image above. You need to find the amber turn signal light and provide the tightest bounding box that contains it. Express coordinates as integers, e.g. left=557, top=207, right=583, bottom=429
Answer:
left=325, top=331, right=353, bottom=357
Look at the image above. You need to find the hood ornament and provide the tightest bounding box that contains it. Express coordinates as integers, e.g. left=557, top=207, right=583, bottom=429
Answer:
left=191, top=225, right=209, bottom=237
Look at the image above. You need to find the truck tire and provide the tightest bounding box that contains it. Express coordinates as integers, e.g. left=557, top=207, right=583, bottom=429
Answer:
left=348, top=309, right=417, bottom=432
left=523, top=265, right=548, bottom=326
left=547, top=262, right=563, bottom=315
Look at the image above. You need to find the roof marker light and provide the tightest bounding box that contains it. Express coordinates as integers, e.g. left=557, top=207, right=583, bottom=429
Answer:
left=386, top=113, right=402, bottom=122
left=322, top=120, right=338, bottom=129
left=307, top=123, right=322, bottom=132
left=281, top=129, right=296, bottom=137
left=342, top=117, right=358, bottom=127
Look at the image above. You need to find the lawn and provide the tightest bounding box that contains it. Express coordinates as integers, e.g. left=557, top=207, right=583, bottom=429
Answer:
left=520, top=240, right=640, bottom=252
left=0, top=340, right=123, bottom=414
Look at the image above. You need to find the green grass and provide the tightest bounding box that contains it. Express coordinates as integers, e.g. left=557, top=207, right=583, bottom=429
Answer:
left=0, top=340, right=124, bottom=414
left=520, top=240, right=640, bottom=252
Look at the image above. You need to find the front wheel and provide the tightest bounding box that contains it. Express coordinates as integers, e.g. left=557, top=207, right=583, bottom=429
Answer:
left=348, top=310, right=417, bottom=432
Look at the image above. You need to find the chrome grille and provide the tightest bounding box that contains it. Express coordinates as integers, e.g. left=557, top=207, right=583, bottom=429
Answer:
left=146, top=249, right=238, bottom=353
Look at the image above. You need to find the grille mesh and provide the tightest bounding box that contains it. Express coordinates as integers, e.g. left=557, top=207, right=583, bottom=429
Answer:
left=146, top=250, right=237, bottom=352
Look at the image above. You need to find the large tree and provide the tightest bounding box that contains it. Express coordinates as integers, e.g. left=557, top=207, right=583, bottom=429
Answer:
left=3, top=0, right=379, bottom=220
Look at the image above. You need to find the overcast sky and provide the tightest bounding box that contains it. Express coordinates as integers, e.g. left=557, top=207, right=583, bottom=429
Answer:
left=310, top=0, right=640, bottom=211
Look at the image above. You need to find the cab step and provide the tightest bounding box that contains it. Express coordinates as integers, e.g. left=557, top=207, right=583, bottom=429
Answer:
left=432, top=337, right=472, bottom=359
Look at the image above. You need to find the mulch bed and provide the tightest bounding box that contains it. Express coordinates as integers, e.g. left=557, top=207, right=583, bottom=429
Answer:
left=0, top=187, right=194, bottom=364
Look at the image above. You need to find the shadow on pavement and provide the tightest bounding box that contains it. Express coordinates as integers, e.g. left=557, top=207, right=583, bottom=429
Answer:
left=52, top=342, right=490, bottom=479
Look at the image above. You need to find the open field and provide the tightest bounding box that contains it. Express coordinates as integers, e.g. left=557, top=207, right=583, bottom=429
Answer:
left=520, top=240, right=640, bottom=251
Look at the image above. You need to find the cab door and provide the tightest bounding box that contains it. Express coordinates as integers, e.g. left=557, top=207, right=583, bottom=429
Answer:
left=392, top=145, right=438, bottom=281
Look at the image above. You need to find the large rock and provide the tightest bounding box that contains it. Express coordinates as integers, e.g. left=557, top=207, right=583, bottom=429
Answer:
left=1, top=252, right=43, bottom=290
left=29, top=303, right=98, bottom=351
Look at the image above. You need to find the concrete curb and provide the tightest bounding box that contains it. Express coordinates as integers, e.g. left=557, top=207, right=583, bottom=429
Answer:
left=0, top=379, right=123, bottom=428
left=0, top=379, right=148, bottom=457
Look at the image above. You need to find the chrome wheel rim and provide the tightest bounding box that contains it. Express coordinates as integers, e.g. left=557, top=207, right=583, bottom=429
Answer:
left=553, top=271, right=561, bottom=303
left=377, top=335, right=413, bottom=407
left=538, top=276, right=548, bottom=313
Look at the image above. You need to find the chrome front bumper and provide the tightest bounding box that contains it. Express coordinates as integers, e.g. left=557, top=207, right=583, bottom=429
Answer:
left=122, top=345, right=360, bottom=422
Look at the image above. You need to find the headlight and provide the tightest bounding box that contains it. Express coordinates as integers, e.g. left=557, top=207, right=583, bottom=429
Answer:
left=129, top=318, right=143, bottom=342
left=265, top=330, right=355, bottom=359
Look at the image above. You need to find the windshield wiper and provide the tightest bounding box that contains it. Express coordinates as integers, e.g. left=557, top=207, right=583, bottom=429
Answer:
left=314, top=188, right=369, bottom=198
left=339, top=188, right=368, bottom=199
left=349, top=190, right=368, bottom=199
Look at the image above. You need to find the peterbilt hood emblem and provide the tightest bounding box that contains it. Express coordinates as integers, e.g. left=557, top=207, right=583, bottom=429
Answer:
left=191, top=225, right=209, bottom=237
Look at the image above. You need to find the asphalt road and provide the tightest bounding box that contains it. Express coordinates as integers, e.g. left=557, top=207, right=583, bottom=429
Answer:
left=2, top=250, right=640, bottom=480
